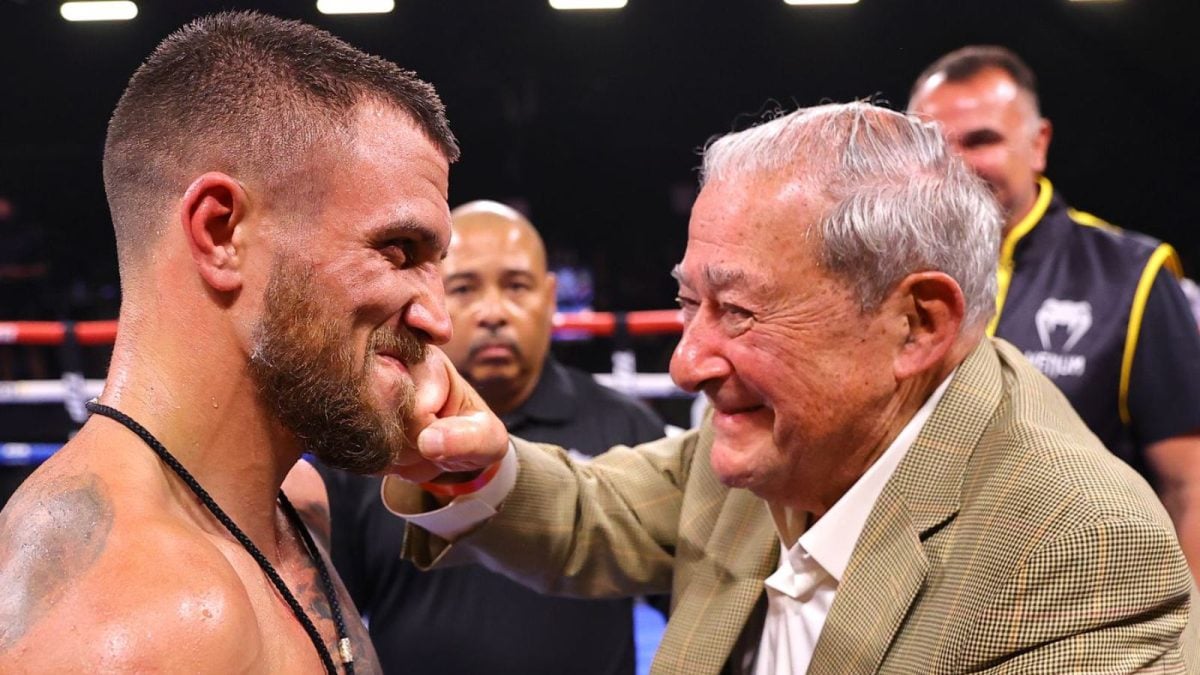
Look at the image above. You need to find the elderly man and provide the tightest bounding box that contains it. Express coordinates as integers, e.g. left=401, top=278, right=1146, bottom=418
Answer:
left=909, top=46, right=1200, bottom=578
left=317, top=200, right=665, bottom=674
left=0, top=12, right=459, bottom=672
left=386, top=102, right=1197, bottom=673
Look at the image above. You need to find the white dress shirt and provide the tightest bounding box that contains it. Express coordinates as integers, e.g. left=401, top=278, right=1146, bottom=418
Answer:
left=751, top=373, right=954, bottom=675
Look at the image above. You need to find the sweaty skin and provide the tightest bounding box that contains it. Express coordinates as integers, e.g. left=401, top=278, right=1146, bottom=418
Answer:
left=0, top=474, right=113, bottom=650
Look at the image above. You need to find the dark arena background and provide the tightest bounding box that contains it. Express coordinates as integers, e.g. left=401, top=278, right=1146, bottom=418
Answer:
left=2, top=0, right=1198, bottom=493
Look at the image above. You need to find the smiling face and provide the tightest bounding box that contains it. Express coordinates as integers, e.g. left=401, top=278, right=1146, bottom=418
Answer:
left=248, top=102, right=453, bottom=474
left=909, top=67, right=1050, bottom=234
left=440, top=206, right=556, bottom=414
left=670, top=174, right=905, bottom=509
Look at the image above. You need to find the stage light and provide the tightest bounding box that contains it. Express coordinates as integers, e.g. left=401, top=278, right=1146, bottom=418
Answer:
left=549, top=0, right=628, bottom=10
left=783, top=0, right=859, bottom=5
left=60, top=1, right=137, bottom=22
left=316, top=0, right=395, bottom=15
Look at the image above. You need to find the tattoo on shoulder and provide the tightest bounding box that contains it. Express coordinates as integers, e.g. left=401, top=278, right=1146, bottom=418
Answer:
left=293, top=568, right=381, bottom=674
left=0, top=473, right=115, bottom=651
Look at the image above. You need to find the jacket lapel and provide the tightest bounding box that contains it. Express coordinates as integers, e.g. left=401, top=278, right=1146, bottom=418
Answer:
left=809, top=341, right=1003, bottom=674
left=807, top=492, right=928, bottom=675
left=654, top=487, right=777, bottom=675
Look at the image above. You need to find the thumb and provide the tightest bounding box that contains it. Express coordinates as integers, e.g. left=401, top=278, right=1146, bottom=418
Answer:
left=407, top=346, right=453, bottom=425
left=417, top=409, right=508, bottom=474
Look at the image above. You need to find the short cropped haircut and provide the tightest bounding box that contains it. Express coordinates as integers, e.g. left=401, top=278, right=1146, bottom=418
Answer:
left=103, top=11, right=459, bottom=281
left=910, top=45, right=1040, bottom=114
left=701, top=102, right=1002, bottom=329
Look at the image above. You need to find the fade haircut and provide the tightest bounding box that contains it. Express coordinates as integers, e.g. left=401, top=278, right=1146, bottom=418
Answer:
left=102, top=11, right=459, bottom=283
left=910, top=45, right=1040, bottom=115
left=701, top=102, right=1001, bottom=329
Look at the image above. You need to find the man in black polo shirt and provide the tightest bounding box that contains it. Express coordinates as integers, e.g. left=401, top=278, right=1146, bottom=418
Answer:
left=910, top=45, right=1200, bottom=578
left=317, top=200, right=666, bottom=674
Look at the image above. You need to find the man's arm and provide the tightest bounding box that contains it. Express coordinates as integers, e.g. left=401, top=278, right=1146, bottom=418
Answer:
left=1123, top=264, right=1200, bottom=584
left=282, top=458, right=333, bottom=549
left=964, top=517, right=1195, bottom=672
left=393, top=433, right=693, bottom=600
left=387, top=349, right=686, bottom=600
left=1147, top=434, right=1200, bottom=585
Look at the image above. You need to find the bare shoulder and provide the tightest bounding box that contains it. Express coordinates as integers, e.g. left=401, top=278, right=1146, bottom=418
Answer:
left=0, top=457, right=262, bottom=669
left=282, top=458, right=332, bottom=548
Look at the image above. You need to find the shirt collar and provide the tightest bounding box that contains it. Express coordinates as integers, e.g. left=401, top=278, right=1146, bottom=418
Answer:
left=785, top=370, right=957, bottom=585
left=500, top=357, right=578, bottom=428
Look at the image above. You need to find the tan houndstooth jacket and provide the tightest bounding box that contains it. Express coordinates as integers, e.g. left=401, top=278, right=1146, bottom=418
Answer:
left=405, top=339, right=1199, bottom=674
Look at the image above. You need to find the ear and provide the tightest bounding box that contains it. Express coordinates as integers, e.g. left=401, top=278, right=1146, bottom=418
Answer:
left=890, top=271, right=965, bottom=381
left=1031, top=117, right=1053, bottom=175
left=542, top=271, right=559, bottom=313
left=180, top=172, right=251, bottom=293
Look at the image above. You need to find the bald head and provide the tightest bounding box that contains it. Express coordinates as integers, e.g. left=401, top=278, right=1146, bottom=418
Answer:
left=449, top=201, right=548, bottom=273
left=442, top=200, right=557, bottom=414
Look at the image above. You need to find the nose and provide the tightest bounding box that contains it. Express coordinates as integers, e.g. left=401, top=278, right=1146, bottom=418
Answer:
left=406, top=276, right=453, bottom=346
left=669, top=314, right=731, bottom=394
left=473, top=287, right=508, bottom=331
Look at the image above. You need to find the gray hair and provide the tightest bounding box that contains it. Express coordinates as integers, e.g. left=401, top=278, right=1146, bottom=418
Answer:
left=701, top=101, right=1000, bottom=328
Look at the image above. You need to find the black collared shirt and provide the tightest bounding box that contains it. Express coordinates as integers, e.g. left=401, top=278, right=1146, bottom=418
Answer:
left=317, top=357, right=666, bottom=675
left=992, top=179, right=1200, bottom=479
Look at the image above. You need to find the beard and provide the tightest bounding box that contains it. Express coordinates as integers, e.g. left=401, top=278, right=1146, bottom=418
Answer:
left=248, top=260, right=427, bottom=474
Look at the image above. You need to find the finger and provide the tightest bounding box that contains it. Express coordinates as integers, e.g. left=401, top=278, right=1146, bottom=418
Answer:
left=418, top=411, right=508, bottom=471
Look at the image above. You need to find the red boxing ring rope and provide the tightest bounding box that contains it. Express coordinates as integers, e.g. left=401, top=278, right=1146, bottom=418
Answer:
left=0, top=310, right=685, bottom=346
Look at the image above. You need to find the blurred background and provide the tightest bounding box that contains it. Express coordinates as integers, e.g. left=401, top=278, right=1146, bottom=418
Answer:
left=2, top=0, right=1198, bottom=437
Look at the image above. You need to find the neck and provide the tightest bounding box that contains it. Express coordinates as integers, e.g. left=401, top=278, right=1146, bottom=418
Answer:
left=1002, top=179, right=1045, bottom=238
left=768, top=504, right=809, bottom=549
left=97, top=310, right=299, bottom=554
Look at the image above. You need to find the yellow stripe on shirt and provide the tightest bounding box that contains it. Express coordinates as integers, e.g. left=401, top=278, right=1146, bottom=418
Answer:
left=1119, top=243, right=1183, bottom=425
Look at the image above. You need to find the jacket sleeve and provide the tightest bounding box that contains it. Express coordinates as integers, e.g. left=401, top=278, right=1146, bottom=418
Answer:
left=401, top=430, right=699, bottom=599
left=963, top=515, right=1196, bottom=673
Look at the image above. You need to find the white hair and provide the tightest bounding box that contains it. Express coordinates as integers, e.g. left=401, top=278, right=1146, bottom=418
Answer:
left=701, top=101, right=1001, bottom=328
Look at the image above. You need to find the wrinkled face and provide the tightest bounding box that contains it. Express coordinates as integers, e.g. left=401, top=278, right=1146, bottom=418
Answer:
left=249, top=103, right=452, bottom=473
left=669, top=175, right=901, bottom=504
left=910, top=68, right=1049, bottom=231
left=440, top=218, right=556, bottom=405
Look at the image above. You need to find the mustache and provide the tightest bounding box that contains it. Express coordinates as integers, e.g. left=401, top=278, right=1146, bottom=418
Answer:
left=368, top=326, right=427, bottom=367
left=467, top=335, right=522, bottom=361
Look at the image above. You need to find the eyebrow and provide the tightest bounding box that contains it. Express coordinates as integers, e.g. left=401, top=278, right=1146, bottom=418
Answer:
left=443, top=271, right=479, bottom=282
left=702, top=264, right=751, bottom=290
left=672, top=263, right=772, bottom=296
left=670, top=264, right=688, bottom=286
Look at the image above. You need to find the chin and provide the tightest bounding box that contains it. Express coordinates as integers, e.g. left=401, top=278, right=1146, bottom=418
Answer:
left=708, top=441, right=762, bottom=491
left=469, top=371, right=519, bottom=391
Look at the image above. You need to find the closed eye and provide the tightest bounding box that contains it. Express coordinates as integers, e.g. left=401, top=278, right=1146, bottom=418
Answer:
left=722, top=303, right=753, bottom=319
left=676, top=295, right=699, bottom=321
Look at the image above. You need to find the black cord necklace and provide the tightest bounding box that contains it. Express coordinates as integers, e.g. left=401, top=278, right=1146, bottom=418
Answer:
left=85, top=401, right=355, bottom=674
